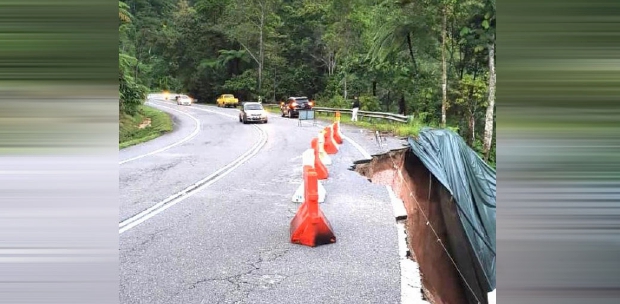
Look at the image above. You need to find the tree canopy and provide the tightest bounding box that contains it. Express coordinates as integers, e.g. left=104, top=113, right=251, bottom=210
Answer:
left=119, top=0, right=496, bottom=163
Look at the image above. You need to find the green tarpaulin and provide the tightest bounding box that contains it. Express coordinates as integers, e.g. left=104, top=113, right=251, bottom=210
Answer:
left=407, top=128, right=496, bottom=304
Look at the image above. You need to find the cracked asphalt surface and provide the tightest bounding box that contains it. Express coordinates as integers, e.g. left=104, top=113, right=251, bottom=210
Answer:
left=120, top=98, right=404, bottom=304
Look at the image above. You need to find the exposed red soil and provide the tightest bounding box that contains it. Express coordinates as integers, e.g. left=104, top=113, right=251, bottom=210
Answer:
left=354, top=149, right=468, bottom=304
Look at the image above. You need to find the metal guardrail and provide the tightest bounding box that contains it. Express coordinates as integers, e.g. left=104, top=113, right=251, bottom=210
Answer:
left=260, top=104, right=409, bottom=123
left=312, top=107, right=409, bottom=123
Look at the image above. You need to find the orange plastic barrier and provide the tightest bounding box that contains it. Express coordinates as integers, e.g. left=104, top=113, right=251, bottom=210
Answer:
left=310, top=138, right=329, bottom=180
left=332, top=121, right=343, bottom=144
left=316, top=132, right=332, bottom=166
left=322, top=127, right=339, bottom=154
left=290, top=166, right=336, bottom=247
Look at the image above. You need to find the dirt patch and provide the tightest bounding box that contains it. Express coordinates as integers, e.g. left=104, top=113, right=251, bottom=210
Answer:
left=138, top=118, right=151, bottom=129
left=353, top=148, right=469, bottom=304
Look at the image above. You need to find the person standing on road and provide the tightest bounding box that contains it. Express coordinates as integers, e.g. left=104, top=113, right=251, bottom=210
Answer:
left=351, top=96, right=360, bottom=122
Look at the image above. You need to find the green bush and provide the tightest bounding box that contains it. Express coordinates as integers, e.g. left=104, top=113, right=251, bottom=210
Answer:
left=359, top=95, right=381, bottom=112
left=319, top=95, right=350, bottom=109
left=416, top=112, right=430, bottom=123
left=119, top=72, right=147, bottom=116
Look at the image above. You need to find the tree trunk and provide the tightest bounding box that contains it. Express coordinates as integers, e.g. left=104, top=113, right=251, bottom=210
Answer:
left=327, top=54, right=331, bottom=75
left=468, top=69, right=478, bottom=146
left=483, top=38, right=496, bottom=161
left=273, top=66, right=277, bottom=102
left=399, top=94, right=406, bottom=115
left=406, top=32, right=418, bottom=72
left=343, top=74, right=347, bottom=100
left=134, top=38, right=140, bottom=80
left=258, top=4, right=264, bottom=98
left=441, top=7, right=448, bottom=127
left=327, top=51, right=334, bottom=75
left=468, top=111, right=475, bottom=146
left=372, top=81, right=377, bottom=96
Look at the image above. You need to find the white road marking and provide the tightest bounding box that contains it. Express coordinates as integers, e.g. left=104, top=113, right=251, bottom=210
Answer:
left=185, top=105, right=238, bottom=118
left=342, top=129, right=426, bottom=304
left=0, top=257, right=115, bottom=263
left=341, top=134, right=372, bottom=159
left=119, top=112, right=268, bottom=234
left=179, top=101, right=281, bottom=119
left=488, top=289, right=496, bottom=304
left=119, top=101, right=201, bottom=165
left=0, top=170, right=96, bottom=175
left=386, top=186, right=408, bottom=221
left=290, top=155, right=303, bottom=161
left=0, top=249, right=114, bottom=255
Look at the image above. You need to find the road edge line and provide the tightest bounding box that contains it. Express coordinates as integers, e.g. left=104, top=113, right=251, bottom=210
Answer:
left=343, top=132, right=427, bottom=304
left=119, top=109, right=268, bottom=234
left=119, top=101, right=201, bottom=165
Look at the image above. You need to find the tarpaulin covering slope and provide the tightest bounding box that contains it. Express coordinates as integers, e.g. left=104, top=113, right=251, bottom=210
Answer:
left=407, top=128, right=496, bottom=300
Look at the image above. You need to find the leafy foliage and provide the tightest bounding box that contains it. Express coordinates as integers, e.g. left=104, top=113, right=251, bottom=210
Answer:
left=360, top=95, right=382, bottom=112
left=119, top=0, right=496, bottom=159
left=119, top=1, right=146, bottom=115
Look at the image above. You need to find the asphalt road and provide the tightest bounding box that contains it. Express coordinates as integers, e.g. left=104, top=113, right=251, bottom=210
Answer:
left=119, top=98, right=406, bottom=304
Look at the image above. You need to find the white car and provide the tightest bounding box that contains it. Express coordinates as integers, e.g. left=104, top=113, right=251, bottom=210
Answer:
left=176, top=95, right=192, bottom=106
left=239, top=102, right=268, bottom=124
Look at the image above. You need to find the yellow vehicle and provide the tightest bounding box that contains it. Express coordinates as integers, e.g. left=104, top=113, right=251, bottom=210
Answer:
left=216, top=94, right=239, bottom=108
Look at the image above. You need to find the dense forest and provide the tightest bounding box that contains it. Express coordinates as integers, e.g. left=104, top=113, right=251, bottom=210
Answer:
left=119, top=0, right=496, bottom=163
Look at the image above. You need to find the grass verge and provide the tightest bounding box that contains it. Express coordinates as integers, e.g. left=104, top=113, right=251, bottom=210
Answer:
left=119, top=105, right=173, bottom=149
left=262, top=104, right=281, bottom=114
left=264, top=107, right=430, bottom=137
left=315, top=112, right=495, bottom=168
left=314, top=111, right=435, bottom=138
left=267, top=107, right=494, bottom=167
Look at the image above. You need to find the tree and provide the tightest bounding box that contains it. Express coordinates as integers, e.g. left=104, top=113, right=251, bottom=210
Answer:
left=119, top=1, right=132, bottom=23
left=441, top=4, right=448, bottom=126
left=481, top=0, right=496, bottom=160
left=119, top=0, right=146, bottom=115
left=120, top=0, right=496, bottom=162
left=223, top=0, right=281, bottom=100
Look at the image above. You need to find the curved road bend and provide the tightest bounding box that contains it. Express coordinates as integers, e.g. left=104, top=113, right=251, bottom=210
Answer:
left=120, top=98, right=402, bottom=304
left=119, top=100, right=263, bottom=224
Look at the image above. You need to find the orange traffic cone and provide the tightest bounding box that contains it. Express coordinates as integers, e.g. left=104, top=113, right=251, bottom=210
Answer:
left=332, top=121, right=343, bottom=144
left=290, top=167, right=336, bottom=247
left=310, top=138, right=329, bottom=180
left=322, top=127, right=339, bottom=154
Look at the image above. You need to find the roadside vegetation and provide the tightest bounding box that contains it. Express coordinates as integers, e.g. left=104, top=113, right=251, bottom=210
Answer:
left=315, top=111, right=494, bottom=168
left=264, top=104, right=495, bottom=166
left=119, top=105, right=173, bottom=149
left=118, top=0, right=496, bottom=164
left=119, top=1, right=172, bottom=148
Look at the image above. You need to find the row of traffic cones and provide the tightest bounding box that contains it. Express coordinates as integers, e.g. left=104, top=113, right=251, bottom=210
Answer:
left=289, top=113, right=344, bottom=247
